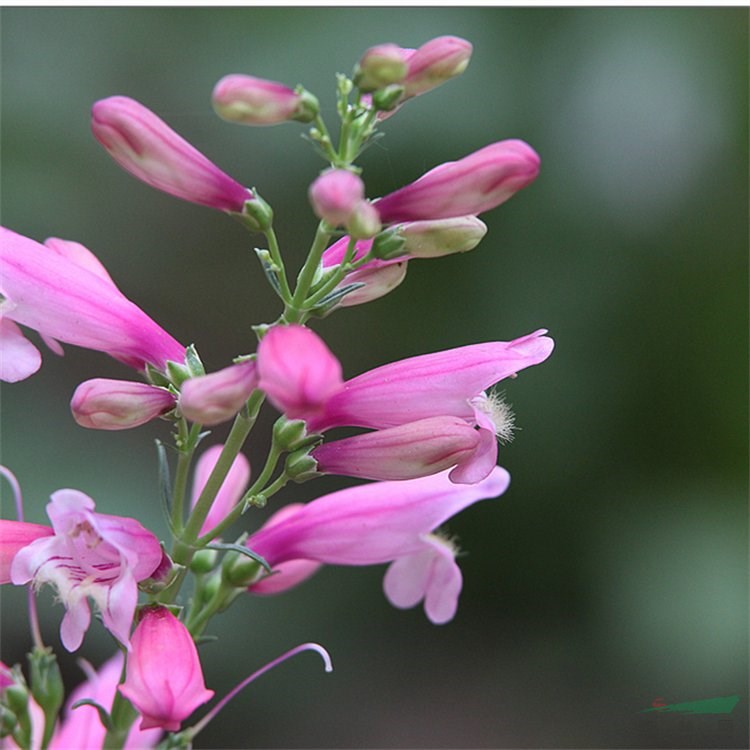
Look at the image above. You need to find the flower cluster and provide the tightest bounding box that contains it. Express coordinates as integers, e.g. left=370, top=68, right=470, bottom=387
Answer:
left=1, top=35, right=552, bottom=749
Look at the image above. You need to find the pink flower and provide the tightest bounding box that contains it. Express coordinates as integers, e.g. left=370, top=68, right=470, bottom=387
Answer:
left=256, top=325, right=343, bottom=421
left=190, top=445, right=250, bottom=536
left=0, top=229, right=186, bottom=382
left=49, top=653, right=162, bottom=750
left=212, top=75, right=306, bottom=125
left=246, top=467, right=510, bottom=623
left=92, top=96, right=253, bottom=211
left=311, top=416, right=484, bottom=482
left=403, top=36, right=473, bottom=97
left=119, top=605, right=214, bottom=731
left=10, top=490, right=162, bottom=651
left=256, top=325, right=553, bottom=484
left=374, top=140, right=540, bottom=223
left=179, top=361, right=258, bottom=426
left=308, top=169, right=365, bottom=227
left=71, top=379, right=176, bottom=430
left=0, top=520, right=53, bottom=584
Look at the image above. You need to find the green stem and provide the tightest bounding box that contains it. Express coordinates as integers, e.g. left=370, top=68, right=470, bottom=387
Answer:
left=194, top=442, right=282, bottom=545
left=304, top=237, right=361, bottom=306
left=285, top=221, right=333, bottom=323
left=171, top=421, right=201, bottom=534
left=171, top=391, right=264, bottom=571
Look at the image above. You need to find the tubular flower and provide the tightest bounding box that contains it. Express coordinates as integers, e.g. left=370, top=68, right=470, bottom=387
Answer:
left=49, top=653, right=162, bottom=750
left=119, top=605, right=214, bottom=731
left=190, top=444, right=251, bottom=536
left=374, top=140, right=540, bottom=223
left=92, top=96, right=253, bottom=211
left=311, top=416, right=484, bottom=482
left=246, top=467, right=510, bottom=624
left=0, top=229, right=186, bottom=382
left=9, top=490, right=162, bottom=651
left=256, top=325, right=553, bottom=483
left=71, top=379, right=176, bottom=430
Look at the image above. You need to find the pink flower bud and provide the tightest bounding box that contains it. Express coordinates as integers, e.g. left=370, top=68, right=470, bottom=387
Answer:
left=257, top=325, right=343, bottom=420
left=91, top=96, right=253, bottom=211
left=119, top=605, right=214, bottom=731
left=71, top=379, right=176, bottom=430
left=355, top=43, right=408, bottom=92
left=404, top=36, right=473, bottom=97
left=179, top=361, right=258, bottom=426
left=212, top=75, right=305, bottom=125
left=308, top=169, right=365, bottom=226
left=374, top=140, right=540, bottom=223
left=331, top=258, right=407, bottom=307
left=311, top=416, right=483, bottom=482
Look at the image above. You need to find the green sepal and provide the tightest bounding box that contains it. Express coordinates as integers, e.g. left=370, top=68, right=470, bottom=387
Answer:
left=208, top=542, right=272, bottom=573
left=292, top=87, right=320, bottom=123
left=372, top=84, right=405, bottom=111
left=309, top=282, right=366, bottom=317
left=70, top=699, right=113, bottom=731
left=145, top=363, right=171, bottom=388
left=155, top=439, right=173, bottom=526
left=0, top=705, right=17, bottom=738
left=255, top=248, right=283, bottom=296
left=371, top=227, right=407, bottom=260
left=166, top=360, right=192, bottom=387
left=184, top=344, right=205, bottom=378
left=238, top=192, right=274, bottom=232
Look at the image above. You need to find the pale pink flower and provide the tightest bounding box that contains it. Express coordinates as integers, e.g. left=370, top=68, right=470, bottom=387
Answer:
left=71, top=379, right=176, bottom=430
left=374, top=140, right=540, bottom=223
left=92, top=96, right=253, bottom=211
left=246, top=467, right=510, bottom=623
left=308, top=169, right=365, bottom=227
left=179, top=361, right=258, bottom=426
left=119, top=605, right=214, bottom=731
left=49, top=653, right=162, bottom=750
left=10, top=490, right=162, bottom=651
left=190, top=445, right=251, bottom=536
left=212, top=75, right=304, bottom=125
left=256, top=325, right=343, bottom=421
left=0, top=229, right=186, bottom=382
left=311, top=416, right=484, bottom=482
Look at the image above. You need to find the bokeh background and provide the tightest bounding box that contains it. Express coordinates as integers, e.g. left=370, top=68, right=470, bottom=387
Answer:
left=1, top=6, right=747, bottom=749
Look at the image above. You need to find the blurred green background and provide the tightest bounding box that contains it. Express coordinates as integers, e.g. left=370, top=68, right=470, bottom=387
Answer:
left=1, top=6, right=747, bottom=749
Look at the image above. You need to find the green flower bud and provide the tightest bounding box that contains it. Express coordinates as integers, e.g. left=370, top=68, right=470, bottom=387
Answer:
left=285, top=448, right=321, bottom=483
left=190, top=548, right=218, bottom=575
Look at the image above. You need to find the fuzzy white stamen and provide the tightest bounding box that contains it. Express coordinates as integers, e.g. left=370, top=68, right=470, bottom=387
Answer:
left=474, top=390, right=515, bottom=443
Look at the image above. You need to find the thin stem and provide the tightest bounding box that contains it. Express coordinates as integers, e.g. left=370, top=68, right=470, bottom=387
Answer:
left=187, top=643, right=333, bottom=740
left=304, top=236, right=361, bottom=306
left=172, top=391, right=264, bottom=567
left=285, top=220, right=333, bottom=323
left=171, top=420, right=201, bottom=534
